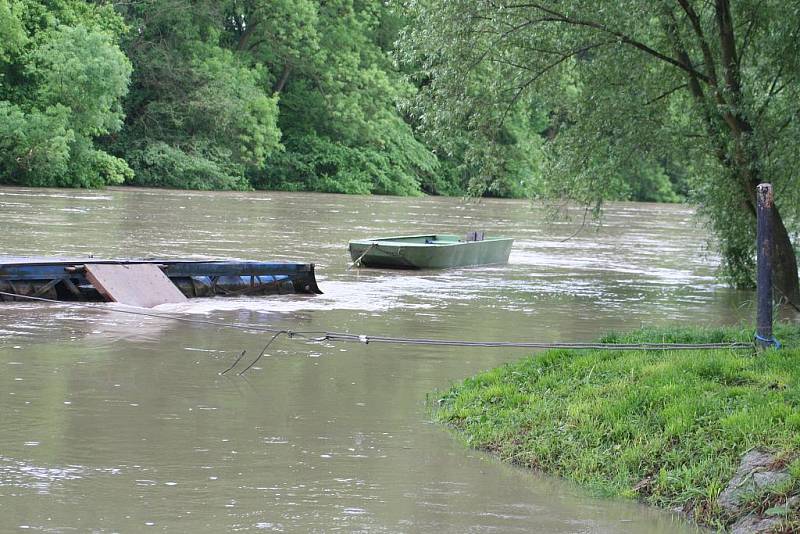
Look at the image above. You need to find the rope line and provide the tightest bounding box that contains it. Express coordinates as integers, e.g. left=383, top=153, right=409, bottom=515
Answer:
left=0, top=290, right=755, bottom=352
left=754, top=333, right=782, bottom=349
left=218, top=349, right=248, bottom=375
left=346, top=243, right=377, bottom=270
left=234, top=330, right=287, bottom=376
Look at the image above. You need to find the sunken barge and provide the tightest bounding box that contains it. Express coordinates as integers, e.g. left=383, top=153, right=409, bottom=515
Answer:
left=0, top=257, right=322, bottom=306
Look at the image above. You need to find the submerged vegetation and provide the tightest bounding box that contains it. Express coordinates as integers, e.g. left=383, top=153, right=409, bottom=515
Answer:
left=432, top=324, right=800, bottom=530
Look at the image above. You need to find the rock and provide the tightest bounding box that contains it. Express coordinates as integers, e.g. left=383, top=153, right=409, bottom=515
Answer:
left=729, top=514, right=784, bottom=534
left=718, top=449, right=791, bottom=515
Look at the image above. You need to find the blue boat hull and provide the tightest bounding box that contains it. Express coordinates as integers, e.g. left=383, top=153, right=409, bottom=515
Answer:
left=0, top=258, right=322, bottom=302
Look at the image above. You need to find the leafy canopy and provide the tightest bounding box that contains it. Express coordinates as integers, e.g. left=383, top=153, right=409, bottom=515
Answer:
left=0, top=1, right=132, bottom=187
left=402, top=0, right=800, bottom=293
left=240, top=0, right=437, bottom=195
left=111, top=0, right=282, bottom=190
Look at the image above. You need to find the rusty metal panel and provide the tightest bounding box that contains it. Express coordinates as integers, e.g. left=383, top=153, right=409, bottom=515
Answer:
left=84, top=263, right=187, bottom=308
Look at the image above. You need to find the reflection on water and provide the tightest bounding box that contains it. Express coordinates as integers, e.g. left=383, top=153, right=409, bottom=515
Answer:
left=1, top=455, right=83, bottom=492
left=0, top=186, right=746, bottom=532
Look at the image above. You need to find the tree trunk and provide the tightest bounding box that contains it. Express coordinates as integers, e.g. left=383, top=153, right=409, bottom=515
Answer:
left=767, top=205, right=800, bottom=307
left=743, top=178, right=800, bottom=307
left=236, top=20, right=258, bottom=51
left=273, top=64, right=292, bottom=94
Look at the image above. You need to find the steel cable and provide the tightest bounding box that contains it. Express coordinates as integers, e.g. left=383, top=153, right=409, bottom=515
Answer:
left=0, top=290, right=755, bottom=352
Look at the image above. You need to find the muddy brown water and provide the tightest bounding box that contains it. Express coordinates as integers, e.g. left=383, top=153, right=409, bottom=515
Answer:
left=0, top=187, right=750, bottom=532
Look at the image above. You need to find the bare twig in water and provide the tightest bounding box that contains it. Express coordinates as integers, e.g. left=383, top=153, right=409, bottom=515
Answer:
left=219, top=349, right=247, bottom=375
left=238, top=331, right=287, bottom=376
left=560, top=206, right=591, bottom=242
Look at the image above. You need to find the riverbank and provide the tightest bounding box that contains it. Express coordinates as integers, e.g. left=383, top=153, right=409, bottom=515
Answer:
left=432, top=324, right=800, bottom=531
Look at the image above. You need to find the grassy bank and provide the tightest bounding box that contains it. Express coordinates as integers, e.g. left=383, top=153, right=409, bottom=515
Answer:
left=432, top=325, right=800, bottom=530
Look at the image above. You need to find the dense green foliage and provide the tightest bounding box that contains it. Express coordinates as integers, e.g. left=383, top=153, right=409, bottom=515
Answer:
left=433, top=324, right=800, bottom=530
left=0, top=0, right=132, bottom=186
left=110, top=1, right=282, bottom=190
left=241, top=0, right=437, bottom=195
left=403, top=0, right=800, bottom=299
left=106, top=0, right=441, bottom=194
left=0, top=0, right=691, bottom=201
left=2, top=1, right=799, bottom=292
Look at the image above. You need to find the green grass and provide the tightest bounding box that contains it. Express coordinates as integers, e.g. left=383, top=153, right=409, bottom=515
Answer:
left=432, top=323, right=800, bottom=529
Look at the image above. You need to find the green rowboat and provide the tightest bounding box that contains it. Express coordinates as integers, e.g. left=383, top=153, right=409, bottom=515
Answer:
left=348, top=233, right=513, bottom=269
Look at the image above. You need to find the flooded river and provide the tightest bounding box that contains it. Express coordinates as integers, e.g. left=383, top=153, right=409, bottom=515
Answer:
left=0, top=187, right=749, bottom=532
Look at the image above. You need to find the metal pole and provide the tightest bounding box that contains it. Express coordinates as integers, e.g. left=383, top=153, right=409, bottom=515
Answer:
left=756, top=183, right=774, bottom=349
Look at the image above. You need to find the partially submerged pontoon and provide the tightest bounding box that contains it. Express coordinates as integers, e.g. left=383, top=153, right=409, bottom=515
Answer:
left=0, top=257, right=322, bottom=305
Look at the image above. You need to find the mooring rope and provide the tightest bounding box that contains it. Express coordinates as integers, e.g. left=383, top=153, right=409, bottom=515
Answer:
left=318, top=333, right=754, bottom=350
left=232, top=330, right=287, bottom=376
left=346, top=243, right=377, bottom=270
left=0, top=290, right=756, bottom=353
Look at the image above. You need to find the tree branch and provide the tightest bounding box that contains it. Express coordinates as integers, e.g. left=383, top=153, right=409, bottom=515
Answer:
left=645, top=83, right=688, bottom=105
left=715, top=0, right=741, bottom=97
left=236, top=19, right=259, bottom=51
left=273, top=63, right=292, bottom=94
left=463, top=16, right=557, bottom=74
left=715, top=0, right=751, bottom=138
left=498, top=1, right=712, bottom=83
left=676, top=0, right=719, bottom=85
left=498, top=42, right=609, bottom=125
left=737, top=15, right=757, bottom=69
left=755, top=66, right=786, bottom=120
left=662, top=10, right=708, bottom=104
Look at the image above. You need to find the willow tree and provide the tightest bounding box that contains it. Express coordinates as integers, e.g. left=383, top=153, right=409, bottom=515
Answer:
left=404, top=0, right=800, bottom=304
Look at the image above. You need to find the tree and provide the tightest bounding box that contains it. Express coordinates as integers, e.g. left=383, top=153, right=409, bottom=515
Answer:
left=110, top=0, right=433, bottom=194
left=0, top=1, right=132, bottom=187
left=110, top=0, right=282, bottom=190
left=229, top=0, right=437, bottom=195
left=403, top=0, right=800, bottom=304
left=0, top=1, right=26, bottom=62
